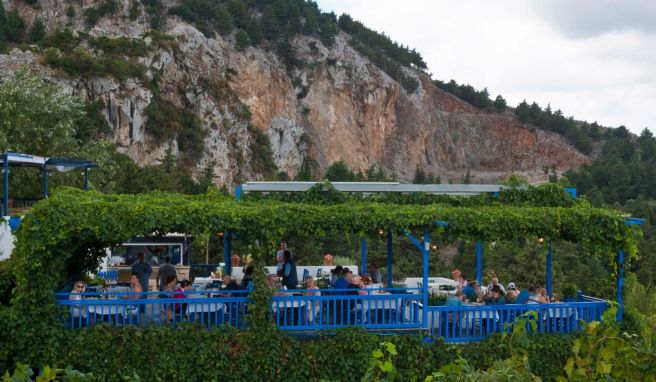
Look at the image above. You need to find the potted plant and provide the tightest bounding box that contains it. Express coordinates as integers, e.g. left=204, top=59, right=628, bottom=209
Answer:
left=562, top=283, right=577, bottom=302
left=428, top=293, right=447, bottom=306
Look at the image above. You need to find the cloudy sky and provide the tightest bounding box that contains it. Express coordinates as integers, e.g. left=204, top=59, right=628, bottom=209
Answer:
left=316, top=0, right=656, bottom=134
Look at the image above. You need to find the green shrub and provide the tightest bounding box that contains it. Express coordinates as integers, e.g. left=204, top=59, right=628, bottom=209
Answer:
left=89, top=36, right=148, bottom=57
left=84, top=0, right=118, bottom=27
left=39, top=29, right=80, bottom=51
left=42, top=47, right=147, bottom=81
left=0, top=260, right=14, bottom=306
left=0, top=319, right=580, bottom=382
left=144, top=96, right=206, bottom=161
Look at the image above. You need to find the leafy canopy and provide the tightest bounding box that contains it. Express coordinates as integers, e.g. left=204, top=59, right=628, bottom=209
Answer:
left=12, top=186, right=639, bottom=314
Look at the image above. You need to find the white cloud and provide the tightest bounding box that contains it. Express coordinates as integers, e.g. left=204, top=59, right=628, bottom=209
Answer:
left=315, top=0, right=655, bottom=133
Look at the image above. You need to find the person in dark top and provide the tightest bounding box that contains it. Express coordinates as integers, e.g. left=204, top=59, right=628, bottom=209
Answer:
left=462, top=280, right=477, bottom=302
left=330, top=266, right=344, bottom=287
left=240, top=266, right=254, bottom=290
left=333, top=267, right=351, bottom=290
left=156, top=255, right=177, bottom=291
left=369, top=263, right=382, bottom=284
left=281, top=250, right=298, bottom=290
left=219, top=275, right=240, bottom=296
left=484, top=285, right=506, bottom=305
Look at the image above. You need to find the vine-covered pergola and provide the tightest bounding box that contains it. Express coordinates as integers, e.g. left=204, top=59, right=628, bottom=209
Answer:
left=11, top=185, right=642, bottom=323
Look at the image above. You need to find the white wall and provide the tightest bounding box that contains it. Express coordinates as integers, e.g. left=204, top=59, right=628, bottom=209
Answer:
left=0, top=219, right=15, bottom=261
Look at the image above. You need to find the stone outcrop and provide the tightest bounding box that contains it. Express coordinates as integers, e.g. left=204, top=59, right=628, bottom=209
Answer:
left=0, top=1, right=589, bottom=186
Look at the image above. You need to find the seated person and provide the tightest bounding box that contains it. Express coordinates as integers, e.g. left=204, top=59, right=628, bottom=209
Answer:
left=348, top=275, right=368, bottom=296
left=302, top=276, right=321, bottom=297
left=446, top=291, right=466, bottom=307
left=483, top=285, right=505, bottom=305
left=69, top=281, right=87, bottom=319
left=240, top=266, right=254, bottom=290
left=505, top=282, right=519, bottom=303
left=218, top=275, right=240, bottom=297
left=486, top=277, right=506, bottom=294
left=330, top=266, right=344, bottom=287
left=333, top=268, right=351, bottom=290
left=123, top=273, right=144, bottom=300
left=266, top=274, right=285, bottom=296
left=514, top=287, right=530, bottom=304
left=462, top=281, right=477, bottom=302
left=527, top=286, right=541, bottom=304
left=174, top=279, right=192, bottom=315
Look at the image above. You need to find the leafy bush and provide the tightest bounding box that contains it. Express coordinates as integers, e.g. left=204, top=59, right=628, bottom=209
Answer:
left=0, top=260, right=14, bottom=306
left=89, top=36, right=149, bottom=57
left=144, top=96, right=206, bottom=161
left=84, top=0, right=118, bottom=27
left=42, top=47, right=147, bottom=81
left=0, top=321, right=575, bottom=382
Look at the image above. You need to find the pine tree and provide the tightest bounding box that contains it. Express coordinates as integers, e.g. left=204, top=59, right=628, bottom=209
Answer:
left=463, top=169, right=471, bottom=184
left=515, top=100, right=530, bottom=122
left=29, top=19, right=46, bottom=43
left=493, top=95, right=506, bottom=112
left=235, top=29, right=250, bottom=51
left=413, top=168, right=427, bottom=184
left=6, top=10, right=26, bottom=43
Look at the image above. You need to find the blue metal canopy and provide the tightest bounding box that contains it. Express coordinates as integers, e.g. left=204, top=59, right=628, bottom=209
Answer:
left=2, top=151, right=98, bottom=216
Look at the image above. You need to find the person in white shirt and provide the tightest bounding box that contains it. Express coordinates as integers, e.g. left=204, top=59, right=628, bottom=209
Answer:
left=486, top=277, right=506, bottom=294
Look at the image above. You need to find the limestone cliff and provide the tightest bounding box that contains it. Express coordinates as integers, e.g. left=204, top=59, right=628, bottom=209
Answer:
left=0, top=0, right=589, bottom=186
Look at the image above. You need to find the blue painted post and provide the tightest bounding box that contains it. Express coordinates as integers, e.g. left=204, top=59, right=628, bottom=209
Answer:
left=361, top=238, right=367, bottom=276
left=84, top=167, right=89, bottom=191
left=476, top=241, right=483, bottom=286
left=43, top=164, right=48, bottom=198
left=617, top=249, right=624, bottom=322
left=422, top=230, right=430, bottom=333
left=386, top=231, right=393, bottom=288
left=3, top=153, right=8, bottom=217
left=546, top=240, right=553, bottom=298
left=224, top=232, right=232, bottom=275
left=235, top=185, right=242, bottom=201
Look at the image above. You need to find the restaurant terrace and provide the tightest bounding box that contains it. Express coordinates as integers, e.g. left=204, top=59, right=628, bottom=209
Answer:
left=10, top=182, right=643, bottom=342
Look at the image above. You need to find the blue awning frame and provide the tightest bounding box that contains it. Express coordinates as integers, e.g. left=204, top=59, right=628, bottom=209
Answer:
left=2, top=151, right=98, bottom=216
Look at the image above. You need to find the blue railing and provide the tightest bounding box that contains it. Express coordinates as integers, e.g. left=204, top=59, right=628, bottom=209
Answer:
left=55, top=290, right=249, bottom=330
left=271, top=288, right=422, bottom=331
left=421, top=295, right=608, bottom=342
left=54, top=290, right=608, bottom=340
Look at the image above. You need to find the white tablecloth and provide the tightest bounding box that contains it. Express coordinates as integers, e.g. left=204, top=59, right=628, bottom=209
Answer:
left=186, top=302, right=224, bottom=314
left=271, top=300, right=307, bottom=312
left=88, top=304, right=123, bottom=316
left=545, top=306, right=578, bottom=319
left=463, top=309, right=499, bottom=328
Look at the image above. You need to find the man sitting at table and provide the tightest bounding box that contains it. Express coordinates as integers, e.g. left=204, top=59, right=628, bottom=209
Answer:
left=446, top=291, right=466, bottom=307
left=462, top=280, right=478, bottom=302
left=219, top=275, right=240, bottom=297
left=483, top=285, right=505, bottom=305
left=486, top=277, right=506, bottom=295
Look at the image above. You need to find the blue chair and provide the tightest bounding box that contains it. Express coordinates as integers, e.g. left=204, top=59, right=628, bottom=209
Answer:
left=515, top=290, right=530, bottom=304
left=302, top=269, right=309, bottom=284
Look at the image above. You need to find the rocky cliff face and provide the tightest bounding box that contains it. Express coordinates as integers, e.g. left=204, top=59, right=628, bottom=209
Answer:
left=0, top=0, right=589, bottom=186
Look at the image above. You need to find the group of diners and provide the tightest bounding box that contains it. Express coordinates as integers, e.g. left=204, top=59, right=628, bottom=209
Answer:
left=448, top=269, right=558, bottom=307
